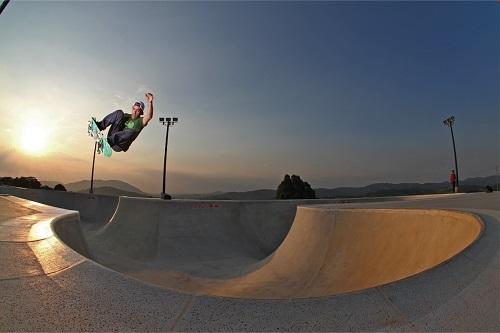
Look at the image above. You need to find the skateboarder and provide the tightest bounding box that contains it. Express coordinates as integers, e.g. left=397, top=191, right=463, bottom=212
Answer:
left=449, top=170, right=457, bottom=193
left=93, top=93, right=154, bottom=153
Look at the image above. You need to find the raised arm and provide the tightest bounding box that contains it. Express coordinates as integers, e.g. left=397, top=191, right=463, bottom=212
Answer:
left=143, top=92, right=154, bottom=126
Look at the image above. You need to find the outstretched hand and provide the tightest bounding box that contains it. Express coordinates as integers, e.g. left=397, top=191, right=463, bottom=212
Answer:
left=145, top=92, right=154, bottom=103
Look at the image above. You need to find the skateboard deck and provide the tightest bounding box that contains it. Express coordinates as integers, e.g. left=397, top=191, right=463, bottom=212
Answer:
left=88, top=118, right=112, bottom=157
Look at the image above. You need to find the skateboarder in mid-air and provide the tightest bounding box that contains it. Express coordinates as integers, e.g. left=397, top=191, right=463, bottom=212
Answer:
left=89, top=93, right=154, bottom=156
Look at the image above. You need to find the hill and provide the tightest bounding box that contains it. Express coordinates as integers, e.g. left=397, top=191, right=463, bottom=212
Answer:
left=40, top=175, right=498, bottom=200
left=40, top=180, right=63, bottom=188
left=65, top=180, right=150, bottom=196
left=176, top=175, right=499, bottom=200
left=77, top=186, right=152, bottom=197
left=203, top=189, right=276, bottom=200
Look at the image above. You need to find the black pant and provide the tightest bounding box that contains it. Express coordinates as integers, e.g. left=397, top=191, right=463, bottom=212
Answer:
left=96, top=110, right=140, bottom=152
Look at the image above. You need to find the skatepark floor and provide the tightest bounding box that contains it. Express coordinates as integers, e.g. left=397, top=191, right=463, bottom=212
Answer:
left=0, top=189, right=498, bottom=331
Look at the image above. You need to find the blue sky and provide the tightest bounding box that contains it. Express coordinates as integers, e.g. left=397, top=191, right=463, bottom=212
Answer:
left=0, top=1, right=498, bottom=194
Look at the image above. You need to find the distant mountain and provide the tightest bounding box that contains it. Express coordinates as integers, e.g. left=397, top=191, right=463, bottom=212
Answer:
left=315, top=182, right=448, bottom=198
left=319, top=175, right=499, bottom=199
left=40, top=180, right=63, bottom=188
left=65, top=180, right=150, bottom=196
left=203, top=189, right=276, bottom=200
left=77, top=186, right=152, bottom=198
left=173, top=191, right=224, bottom=200
left=40, top=179, right=152, bottom=197
left=173, top=190, right=275, bottom=200
left=39, top=175, right=498, bottom=200
left=174, top=175, right=499, bottom=200
left=461, top=175, right=500, bottom=187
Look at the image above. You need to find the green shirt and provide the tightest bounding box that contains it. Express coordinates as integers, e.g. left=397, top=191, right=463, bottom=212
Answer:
left=123, top=113, right=144, bottom=132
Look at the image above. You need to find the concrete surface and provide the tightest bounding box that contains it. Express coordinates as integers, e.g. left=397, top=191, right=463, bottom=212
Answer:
left=0, top=187, right=498, bottom=331
left=85, top=199, right=483, bottom=299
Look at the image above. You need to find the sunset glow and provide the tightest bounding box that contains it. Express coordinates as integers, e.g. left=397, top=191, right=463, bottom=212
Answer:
left=20, top=123, right=50, bottom=155
left=0, top=1, right=497, bottom=194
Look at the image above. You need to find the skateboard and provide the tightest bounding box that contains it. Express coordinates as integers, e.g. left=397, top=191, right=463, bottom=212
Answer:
left=88, top=118, right=112, bottom=157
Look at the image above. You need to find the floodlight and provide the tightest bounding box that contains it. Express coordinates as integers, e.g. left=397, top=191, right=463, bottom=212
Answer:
left=159, top=116, right=180, bottom=199
left=442, top=115, right=459, bottom=192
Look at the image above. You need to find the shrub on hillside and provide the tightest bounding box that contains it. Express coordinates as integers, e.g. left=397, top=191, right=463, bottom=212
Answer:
left=276, top=174, right=316, bottom=199
left=0, top=176, right=41, bottom=189
left=54, top=184, right=67, bottom=191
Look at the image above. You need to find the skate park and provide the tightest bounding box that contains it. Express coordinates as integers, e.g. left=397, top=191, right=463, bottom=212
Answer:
left=0, top=185, right=498, bottom=331
left=1, top=1, right=499, bottom=330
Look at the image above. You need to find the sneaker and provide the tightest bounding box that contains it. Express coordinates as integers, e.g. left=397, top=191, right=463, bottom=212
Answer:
left=88, top=117, right=101, bottom=141
left=97, top=138, right=104, bottom=154
left=101, top=138, right=113, bottom=158
left=92, top=117, right=102, bottom=131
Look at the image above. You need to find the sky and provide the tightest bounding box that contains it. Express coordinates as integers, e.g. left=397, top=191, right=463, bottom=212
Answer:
left=0, top=1, right=498, bottom=194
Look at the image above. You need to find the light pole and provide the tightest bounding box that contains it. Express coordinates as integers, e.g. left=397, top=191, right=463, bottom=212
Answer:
left=159, top=117, right=178, bottom=199
left=89, top=142, right=97, bottom=195
left=0, top=0, right=11, bottom=16
left=443, top=116, right=459, bottom=192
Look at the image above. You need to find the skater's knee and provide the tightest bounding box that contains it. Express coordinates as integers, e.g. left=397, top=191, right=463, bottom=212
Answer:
left=112, top=110, right=125, bottom=118
left=109, top=110, right=125, bottom=127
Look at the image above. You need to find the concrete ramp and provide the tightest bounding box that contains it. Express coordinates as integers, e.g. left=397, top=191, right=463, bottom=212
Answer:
left=84, top=197, right=483, bottom=299
left=86, top=197, right=307, bottom=279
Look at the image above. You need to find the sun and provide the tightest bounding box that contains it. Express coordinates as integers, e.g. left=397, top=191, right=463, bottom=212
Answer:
left=20, top=124, right=49, bottom=155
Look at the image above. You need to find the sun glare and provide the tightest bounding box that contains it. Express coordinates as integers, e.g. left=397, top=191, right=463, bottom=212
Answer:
left=20, top=124, right=49, bottom=155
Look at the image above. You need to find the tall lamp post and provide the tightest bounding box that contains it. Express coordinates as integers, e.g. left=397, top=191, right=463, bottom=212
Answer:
left=443, top=116, right=459, bottom=192
left=159, top=117, right=178, bottom=199
left=89, top=142, right=97, bottom=195
left=0, top=0, right=11, bottom=16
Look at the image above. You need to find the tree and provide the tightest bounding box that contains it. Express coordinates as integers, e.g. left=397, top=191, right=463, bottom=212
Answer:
left=54, top=184, right=67, bottom=191
left=17, top=177, right=41, bottom=189
left=303, top=181, right=316, bottom=199
left=276, top=174, right=294, bottom=199
left=0, top=176, right=41, bottom=189
left=276, top=174, right=316, bottom=199
left=0, top=177, right=14, bottom=186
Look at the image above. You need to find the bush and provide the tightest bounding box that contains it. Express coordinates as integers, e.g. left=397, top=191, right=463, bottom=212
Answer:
left=54, top=184, right=67, bottom=191
left=276, top=174, right=316, bottom=199
left=0, top=176, right=41, bottom=189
